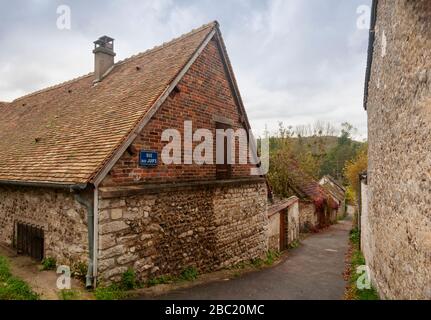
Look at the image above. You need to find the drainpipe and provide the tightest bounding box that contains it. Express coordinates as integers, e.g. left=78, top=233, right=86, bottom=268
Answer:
left=358, top=173, right=362, bottom=248
left=74, top=191, right=94, bottom=289
left=363, top=0, right=378, bottom=110
left=92, top=185, right=99, bottom=288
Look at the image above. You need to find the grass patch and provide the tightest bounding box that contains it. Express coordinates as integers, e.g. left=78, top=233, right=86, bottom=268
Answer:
left=250, top=258, right=264, bottom=268
left=230, top=250, right=282, bottom=271
left=346, top=228, right=379, bottom=300
left=94, top=284, right=127, bottom=300
left=59, top=289, right=80, bottom=300
left=147, top=275, right=176, bottom=287
left=147, top=267, right=198, bottom=287
left=264, top=250, right=280, bottom=265
left=288, top=240, right=300, bottom=249
left=179, top=267, right=198, bottom=282
left=41, top=257, right=56, bottom=271
left=0, top=256, right=39, bottom=300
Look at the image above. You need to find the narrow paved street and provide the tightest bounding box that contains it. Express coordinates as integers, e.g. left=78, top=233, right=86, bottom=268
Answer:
left=141, top=216, right=352, bottom=300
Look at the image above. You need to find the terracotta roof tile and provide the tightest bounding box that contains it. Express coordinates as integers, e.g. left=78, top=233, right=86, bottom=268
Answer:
left=285, top=159, right=327, bottom=203
left=321, top=181, right=345, bottom=203
left=0, top=22, right=217, bottom=185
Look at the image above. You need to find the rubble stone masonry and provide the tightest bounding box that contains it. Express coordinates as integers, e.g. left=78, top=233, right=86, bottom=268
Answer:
left=0, top=186, right=88, bottom=266
left=97, top=180, right=268, bottom=283
left=366, top=0, right=431, bottom=299
left=298, top=202, right=318, bottom=232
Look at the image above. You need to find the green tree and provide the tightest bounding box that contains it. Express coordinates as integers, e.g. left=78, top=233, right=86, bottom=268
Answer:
left=320, top=122, right=361, bottom=182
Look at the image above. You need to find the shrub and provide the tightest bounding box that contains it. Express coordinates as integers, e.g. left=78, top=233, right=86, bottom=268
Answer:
left=71, top=261, right=88, bottom=281
left=41, top=257, right=56, bottom=271
left=179, top=267, right=198, bottom=281
left=121, top=268, right=137, bottom=290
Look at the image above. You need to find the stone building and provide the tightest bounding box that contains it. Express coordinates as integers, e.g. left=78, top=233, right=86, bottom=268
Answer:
left=280, top=159, right=332, bottom=232
left=267, top=196, right=300, bottom=252
left=364, top=0, right=431, bottom=299
left=0, top=22, right=269, bottom=287
left=319, top=175, right=346, bottom=221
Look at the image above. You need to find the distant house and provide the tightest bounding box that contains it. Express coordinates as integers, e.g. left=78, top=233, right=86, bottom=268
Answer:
left=0, top=22, right=269, bottom=287
left=280, top=159, right=333, bottom=232
left=266, top=196, right=300, bottom=252
left=363, top=0, right=431, bottom=299
left=319, top=175, right=346, bottom=221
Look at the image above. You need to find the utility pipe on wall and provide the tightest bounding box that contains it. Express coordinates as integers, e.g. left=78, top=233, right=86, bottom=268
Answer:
left=92, top=185, right=99, bottom=288
left=74, top=192, right=94, bottom=289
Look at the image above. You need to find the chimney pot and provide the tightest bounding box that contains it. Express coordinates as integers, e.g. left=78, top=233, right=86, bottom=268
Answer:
left=93, top=36, right=116, bottom=82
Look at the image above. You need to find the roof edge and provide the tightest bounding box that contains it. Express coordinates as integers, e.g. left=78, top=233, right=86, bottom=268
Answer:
left=91, top=24, right=218, bottom=186
left=363, top=0, right=379, bottom=110
left=0, top=179, right=87, bottom=190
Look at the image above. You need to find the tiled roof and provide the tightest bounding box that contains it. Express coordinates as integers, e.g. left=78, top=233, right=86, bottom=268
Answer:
left=286, top=159, right=327, bottom=203
left=323, top=175, right=345, bottom=192
left=0, top=22, right=217, bottom=185
left=321, top=181, right=344, bottom=203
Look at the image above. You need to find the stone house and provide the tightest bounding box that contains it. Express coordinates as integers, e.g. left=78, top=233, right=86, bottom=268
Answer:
left=0, top=22, right=269, bottom=287
left=364, top=0, right=431, bottom=299
left=266, top=196, right=299, bottom=252
left=319, top=175, right=346, bottom=221
left=281, top=159, right=332, bottom=232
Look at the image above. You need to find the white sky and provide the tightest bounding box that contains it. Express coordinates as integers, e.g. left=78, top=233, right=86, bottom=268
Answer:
left=0, top=0, right=371, bottom=140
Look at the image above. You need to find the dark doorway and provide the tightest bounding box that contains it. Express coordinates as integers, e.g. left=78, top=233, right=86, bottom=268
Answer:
left=280, top=210, right=288, bottom=250
left=14, top=222, right=44, bottom=261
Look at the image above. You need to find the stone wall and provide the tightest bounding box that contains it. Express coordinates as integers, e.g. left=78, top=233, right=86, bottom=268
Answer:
left=298, top=201, right=318, bottom=232
left=0, top=185, right=88, bottom=266
left=287, top=200, right=299, bottom=244
left=267, top=212, right=280, bottom=251
left=360, top=181, right=374, bottom=280
left=96, top=180, right=268, bottom=283
left=366, top=0, right=431, bottom=299
left=267, top=197, right=299, bottom=251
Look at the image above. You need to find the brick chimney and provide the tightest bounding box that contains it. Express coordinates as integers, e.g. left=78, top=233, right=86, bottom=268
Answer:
left=93, top=36, right=116, bottom=82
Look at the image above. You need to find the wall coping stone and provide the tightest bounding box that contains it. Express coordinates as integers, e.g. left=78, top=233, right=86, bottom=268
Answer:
left=99, top=177, right=266, bottom=199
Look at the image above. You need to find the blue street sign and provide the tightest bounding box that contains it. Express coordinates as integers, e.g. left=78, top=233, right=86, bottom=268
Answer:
left=139, top=150, right=158, bottom=167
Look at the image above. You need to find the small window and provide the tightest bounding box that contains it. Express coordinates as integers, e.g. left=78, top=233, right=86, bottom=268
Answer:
left=216, top=122, right=232, bottom=179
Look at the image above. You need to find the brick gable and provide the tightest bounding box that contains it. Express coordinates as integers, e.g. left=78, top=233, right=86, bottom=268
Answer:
left=103, top=38, right=256, bottom=186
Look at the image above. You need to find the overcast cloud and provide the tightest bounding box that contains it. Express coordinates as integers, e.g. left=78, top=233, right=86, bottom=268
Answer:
left=0, top=0, right=371, bottom=139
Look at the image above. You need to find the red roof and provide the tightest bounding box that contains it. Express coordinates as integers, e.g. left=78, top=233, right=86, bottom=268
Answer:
left=285, top=159, right=327, bottom=206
